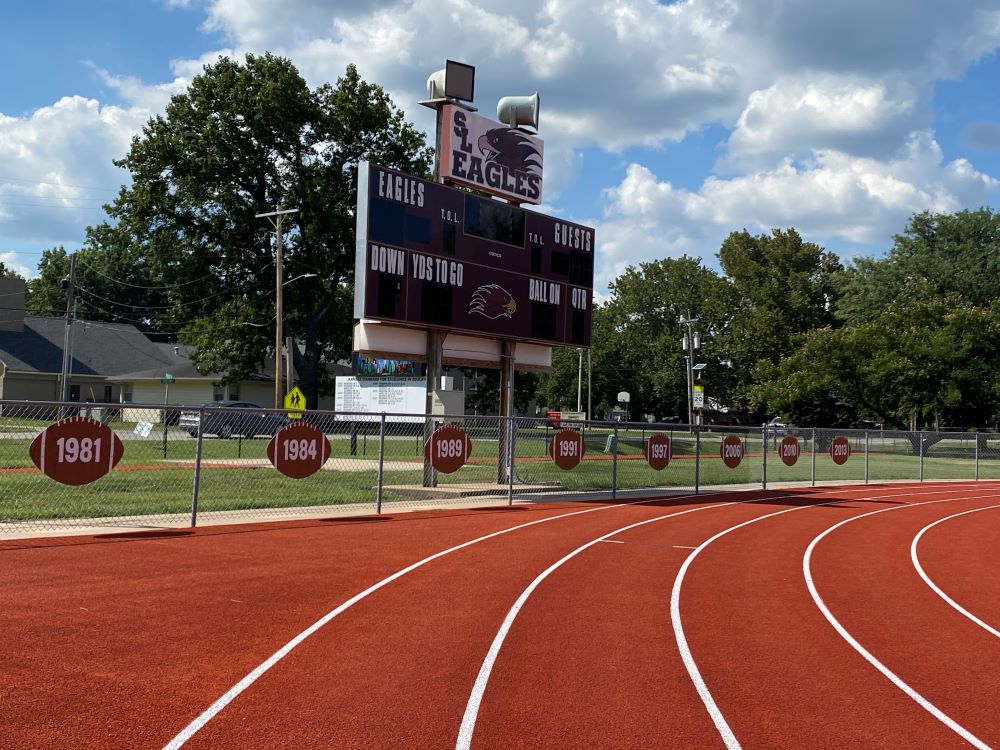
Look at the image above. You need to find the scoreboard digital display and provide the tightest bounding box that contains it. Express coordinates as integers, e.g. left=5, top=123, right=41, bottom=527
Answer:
left=354, top=162, right=594, bottom=347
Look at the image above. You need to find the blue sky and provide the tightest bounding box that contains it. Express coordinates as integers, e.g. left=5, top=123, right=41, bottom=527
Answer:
left=2, top=0, right=999, bottom=297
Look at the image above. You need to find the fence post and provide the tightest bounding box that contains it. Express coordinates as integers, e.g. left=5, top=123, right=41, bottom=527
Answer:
left=611, top=423, right=619, bottom=501
left=864, top=430, right=869, bottom=484
left=975, top=432, right=980, bottom=481
left=694, top=425, right=701, bottom=495
left=919, top=431, right=925, bottom=482
left=189, top=414, right=205, bottom=527
left=507, top=415, right=515, bottom=506
left=761, top=425, right=768, bottom=490
left=811, top=428, right=817, bottom=487
left=376, top=413, right=386, bottom=514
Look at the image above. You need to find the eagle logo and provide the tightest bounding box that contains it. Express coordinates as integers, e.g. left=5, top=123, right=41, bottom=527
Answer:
left=478, top=128, right=542, bottom=175
left=469, top=284, right=517, bottom=319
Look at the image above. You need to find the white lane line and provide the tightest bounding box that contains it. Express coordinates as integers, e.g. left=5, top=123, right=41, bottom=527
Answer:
left=456, top=494, right=778, bottom=750
left=673, top=545, right=697, bottom=549
left=911, top=504, right=1000, bottom=639
left=162, top=490, right=729, bottom=749
left=600, top=540, right=626, bottom=544
left=670, top=483, right=992, bottom=750
left=804, top=492, right=1000, bottom=750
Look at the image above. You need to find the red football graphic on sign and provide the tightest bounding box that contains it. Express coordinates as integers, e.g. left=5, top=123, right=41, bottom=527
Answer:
left=29, top=416, right=124, bottom=486
left=830, top=435, right=851, bottom=466
left=721, top=435, right=744, bottom=469
left=424, top=425, right=472, bottom=474
left=267, top=422, right=331, bottom=479
left=549, top=428, right=585, bottom=470
left=645, top=433, right=671, bottom=471
left=779, top=435, right=800, bottom=467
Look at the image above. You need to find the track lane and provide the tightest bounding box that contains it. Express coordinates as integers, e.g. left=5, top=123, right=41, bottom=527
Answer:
left=671, top=484, right=996, bottom=748
left=912, top=504, right=1000, bottom=637
left=456, top=489, right=856, bottom=748
left=3, top=502, right=653, bottom=750
left=165, top=491, right=784, bottom=749
left=807, top=487, right=1000, bottom=747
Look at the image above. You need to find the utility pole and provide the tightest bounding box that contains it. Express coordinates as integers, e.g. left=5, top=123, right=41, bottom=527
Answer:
left=680, top=315, right=699, bottom=428
left=255, top=208, right=298, bottom=409
left=59, top=253, right=78, bottom=404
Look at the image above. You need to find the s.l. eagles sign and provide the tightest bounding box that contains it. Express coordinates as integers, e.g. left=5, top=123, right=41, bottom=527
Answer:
left=439, top=105, right=544, bottom=205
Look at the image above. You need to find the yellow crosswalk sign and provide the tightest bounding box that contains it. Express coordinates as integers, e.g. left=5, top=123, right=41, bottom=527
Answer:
left=284, top=386, right=306, bottom=419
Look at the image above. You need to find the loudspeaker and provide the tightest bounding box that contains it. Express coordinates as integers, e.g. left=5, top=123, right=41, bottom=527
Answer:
left=497, top=92, right=540, bottom=131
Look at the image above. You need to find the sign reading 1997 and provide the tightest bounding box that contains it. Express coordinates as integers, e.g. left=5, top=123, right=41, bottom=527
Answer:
left=354, top=162, right=594, bottom=347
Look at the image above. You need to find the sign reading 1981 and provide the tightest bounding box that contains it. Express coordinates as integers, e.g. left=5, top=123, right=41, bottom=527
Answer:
left=354, top=162, right=594, bottom=347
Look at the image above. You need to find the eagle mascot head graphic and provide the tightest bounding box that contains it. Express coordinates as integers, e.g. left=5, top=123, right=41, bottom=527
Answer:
left=477, top=128, right=542, bottom=174
left=469, top=284, right=517, bottom=320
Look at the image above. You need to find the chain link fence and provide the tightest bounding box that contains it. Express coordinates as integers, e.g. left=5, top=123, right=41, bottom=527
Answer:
left=2, top=400, right=998, bottom=534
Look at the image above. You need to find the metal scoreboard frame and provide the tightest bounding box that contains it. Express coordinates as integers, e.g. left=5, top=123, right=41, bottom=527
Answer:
left=354, top=162, right=594, bottom=348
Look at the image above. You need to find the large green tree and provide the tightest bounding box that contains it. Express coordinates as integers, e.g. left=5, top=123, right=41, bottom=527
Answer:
left=716, top=228, right=842, bottom=413
left=835, top=208, right=1000, bottom=325
left=40, top=55, right=432, bottom=405
left=752, top=298, right=1000, bottom=432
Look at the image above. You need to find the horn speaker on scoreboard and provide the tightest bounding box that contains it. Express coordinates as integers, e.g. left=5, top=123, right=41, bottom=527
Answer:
left=426, top=60, right=476, bottom=102
left=497, top=92, right=540, bottom=131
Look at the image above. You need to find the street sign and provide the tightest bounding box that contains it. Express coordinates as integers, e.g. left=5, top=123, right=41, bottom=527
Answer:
left=423, top=425, right=472, bottom=474
left=160, top=373, right=175, bottom=385
left=830, top=436, right=851, bottom=465
left=721, top=435, right=744, bottom=469
left=549, top=428, right=585, bottom=470
left=645, top=433, right=671, bottom=471
left=693, top=385, right=704, bottom=408
left=267, top=422, right=331, bottom=479
left=29, top=416, right=124, bottom=485
left=779, top=435, right=800, bottom=466
left=284, top=386, right=306, bottom=419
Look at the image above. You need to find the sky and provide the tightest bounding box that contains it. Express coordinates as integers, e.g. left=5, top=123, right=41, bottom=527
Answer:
left=2, top=0, right=1000, bottom=298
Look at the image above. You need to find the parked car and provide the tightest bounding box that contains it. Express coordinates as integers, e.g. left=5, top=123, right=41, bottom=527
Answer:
left=179, top=401, right=287, bottom=438
left=764, top=417, right=796, bottom=436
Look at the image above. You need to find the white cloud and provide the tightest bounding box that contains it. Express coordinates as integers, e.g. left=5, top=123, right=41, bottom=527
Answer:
left=596, top=133, right=999, bottom=289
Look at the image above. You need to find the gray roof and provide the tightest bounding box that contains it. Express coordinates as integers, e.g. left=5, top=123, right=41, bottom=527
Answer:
left=0, top=316, right=178, bottom=377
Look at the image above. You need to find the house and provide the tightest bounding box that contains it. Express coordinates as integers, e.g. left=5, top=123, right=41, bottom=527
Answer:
left=0, top=310, right=338, bottom=420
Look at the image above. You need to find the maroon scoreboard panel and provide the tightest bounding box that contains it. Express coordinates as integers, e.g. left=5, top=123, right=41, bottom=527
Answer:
left=354, top=162, right=594, bottom=347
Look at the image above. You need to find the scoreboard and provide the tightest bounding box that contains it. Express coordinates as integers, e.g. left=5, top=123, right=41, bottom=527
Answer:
left=354, top=162, right=593, bottom=348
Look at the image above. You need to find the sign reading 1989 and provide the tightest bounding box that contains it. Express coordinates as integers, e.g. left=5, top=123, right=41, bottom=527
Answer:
left=354, top=162, right=594, bottom=347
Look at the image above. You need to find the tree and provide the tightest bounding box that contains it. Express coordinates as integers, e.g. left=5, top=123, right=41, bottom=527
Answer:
left=752, top=299, right=1000, bottom=433
left=65, top=55, right=431, bottom=405
left=716, top=228, right=842, bottom=413
left=835, top=208, right=1000, bottom=325
left=536, top=257, right=727, bottom=421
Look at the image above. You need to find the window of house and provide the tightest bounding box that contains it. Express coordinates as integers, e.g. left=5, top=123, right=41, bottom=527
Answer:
left=213, top=384, right=224, bottom=401
left=228, top=384, right=240, bottom=400
left=103, top=385, right=113, bottom=402
left=122, top=385, right=133, bottom=403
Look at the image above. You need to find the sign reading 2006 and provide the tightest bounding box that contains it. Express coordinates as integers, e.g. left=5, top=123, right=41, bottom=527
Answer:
left=354, top=162, right=594, bottom=348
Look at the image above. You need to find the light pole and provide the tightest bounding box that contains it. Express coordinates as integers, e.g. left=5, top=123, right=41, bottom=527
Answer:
left=256, top=208, right=298, bottom=408
left=680, top=315, right=700, bottom=428
left=576, top=348, right=583, bottom=414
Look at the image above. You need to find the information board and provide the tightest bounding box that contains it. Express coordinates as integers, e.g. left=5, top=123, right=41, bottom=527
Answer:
left=334, top=376, right=426, bottom=422
left=354, top=162, right=593, bottom=347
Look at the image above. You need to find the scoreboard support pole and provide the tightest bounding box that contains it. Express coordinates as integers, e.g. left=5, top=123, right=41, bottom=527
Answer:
left=498, top=340, right=515, bottom=484
left=423, top=329, right=443, bottom=487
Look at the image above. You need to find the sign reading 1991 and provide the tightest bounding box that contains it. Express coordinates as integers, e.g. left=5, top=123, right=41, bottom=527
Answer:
left=354, top=162, right=594, bottom=348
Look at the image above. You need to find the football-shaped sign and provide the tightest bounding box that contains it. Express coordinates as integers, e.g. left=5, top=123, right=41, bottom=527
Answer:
left=645, top=433, right=671, bottom=471
left=29, top=416, right=124, bottom=485
left=549, top=428, right=585, bottom=470
left=267, top=422, right=332, bottom=479
left=424, top=425, right=472, bottom=474
left=830, top=435, right=851, bottom=466
left=779, top=435, right=800, bottom=467
left=721, top=435, right=744, bottom=469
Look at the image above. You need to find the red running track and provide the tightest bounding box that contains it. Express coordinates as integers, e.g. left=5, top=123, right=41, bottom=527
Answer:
left=3, top=482, right=1000, bottom=749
